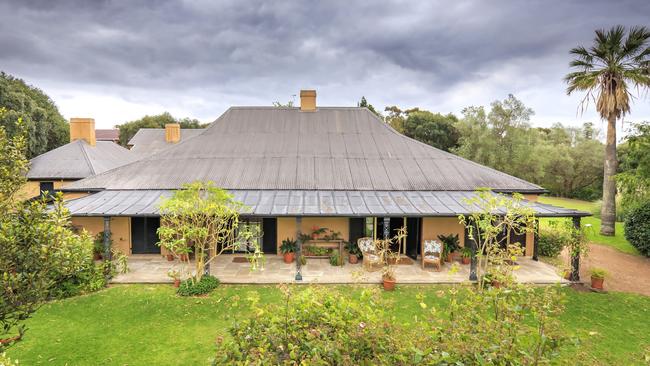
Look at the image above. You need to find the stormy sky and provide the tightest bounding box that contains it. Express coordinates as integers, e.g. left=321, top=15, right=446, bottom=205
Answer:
left=1, top=0, right=649, bottom=131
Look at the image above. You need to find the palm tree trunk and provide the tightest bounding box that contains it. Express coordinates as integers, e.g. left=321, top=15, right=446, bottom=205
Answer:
left=600, top=111, right=618, bottom=236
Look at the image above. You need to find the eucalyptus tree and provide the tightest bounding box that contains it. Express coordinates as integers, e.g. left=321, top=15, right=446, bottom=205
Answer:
left=565, top=26, right=650, bottom=235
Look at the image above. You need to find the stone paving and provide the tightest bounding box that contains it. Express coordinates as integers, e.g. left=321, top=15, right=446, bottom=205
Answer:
left=112, top=254, right=567, bottom=285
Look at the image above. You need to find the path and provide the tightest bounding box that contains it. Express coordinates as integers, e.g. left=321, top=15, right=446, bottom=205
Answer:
left=562, top=243, right=650, bottom=296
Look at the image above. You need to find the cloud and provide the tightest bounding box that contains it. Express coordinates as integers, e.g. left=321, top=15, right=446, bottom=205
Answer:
left=1, top=0, right=649, bottom=128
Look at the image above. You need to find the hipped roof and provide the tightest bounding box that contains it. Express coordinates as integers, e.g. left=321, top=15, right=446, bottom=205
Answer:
left=28, top=140, right=137, bottom=180
left=127, top=128, right=204, bottom=156
left=65, top=107, right=544, bottom=192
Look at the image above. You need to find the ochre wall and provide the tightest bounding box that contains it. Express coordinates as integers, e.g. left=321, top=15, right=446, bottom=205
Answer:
left=277, top=217, right=349, bottom=254
left=523, top=194, right=539, bottom=202
left=17, top=180, right=75, bottom=200
left=421, top=217, right=466, bottom=251
left=71, top=216, right=132, bottom=255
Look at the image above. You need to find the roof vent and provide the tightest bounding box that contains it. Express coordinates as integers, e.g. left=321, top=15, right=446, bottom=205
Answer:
left=165, top=123, right=181, bottom=143
left=69, top=118, right=96, bottom=146
left=300, top=90, right=316, bottom=111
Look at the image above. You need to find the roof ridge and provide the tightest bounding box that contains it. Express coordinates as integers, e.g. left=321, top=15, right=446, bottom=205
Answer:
left=78, top=140, right=97, bottom=175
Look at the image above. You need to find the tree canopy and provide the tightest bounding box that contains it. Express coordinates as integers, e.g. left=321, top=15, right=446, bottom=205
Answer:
left=116, top=112, right=208, bottom=146
left=402, top=110, right=459, bottom=152
left=0, top=72, right=68, bottom=158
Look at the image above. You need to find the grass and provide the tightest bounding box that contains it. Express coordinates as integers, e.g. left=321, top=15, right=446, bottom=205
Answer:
left=6, top=284, right=650, bottom=365
left=538, top=196, right=639, bottom=255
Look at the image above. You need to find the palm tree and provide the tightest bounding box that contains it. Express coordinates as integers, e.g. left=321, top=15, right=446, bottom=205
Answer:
left=565, top=26, right=650, bottom=236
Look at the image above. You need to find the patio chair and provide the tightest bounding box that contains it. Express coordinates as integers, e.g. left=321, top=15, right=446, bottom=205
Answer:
left=422, top=240, right=443, bottom=271
left=358, top=237, right=381, bottom=271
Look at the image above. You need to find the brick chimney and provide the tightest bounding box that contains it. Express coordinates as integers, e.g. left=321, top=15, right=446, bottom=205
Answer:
left=69, top=118, right=96, bottom=146
left=300, top=90, right=317, bottom=111
left=165, top=123, right=181, bottom=143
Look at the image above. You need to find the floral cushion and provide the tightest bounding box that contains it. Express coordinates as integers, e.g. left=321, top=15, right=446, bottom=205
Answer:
left=364, top=254, right=379, bottom=261
left=424, top=255, right=440, bottom=260
left=358, top=238, right=375, bottom=253
left=423, top=240, right=442, bottom=255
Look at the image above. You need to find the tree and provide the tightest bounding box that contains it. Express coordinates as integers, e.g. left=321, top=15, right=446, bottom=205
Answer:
left=272, top=100, right=294, bottom=107
left=157, top=181, right=261, bottom=283
left=384, top=106, right=419, bottom=133
left=115, top=112, right=207, bottom=146
left=565, top=25, right=650, bottom=235
left=402, top=111, right=460, bottom=152
left=618, top=122, right=650, bottom=215
left=0, top=110, right=93, bottom=348
left=0, top=72, right=68, bottom=158
left=358, top=96, right=382, bottom=119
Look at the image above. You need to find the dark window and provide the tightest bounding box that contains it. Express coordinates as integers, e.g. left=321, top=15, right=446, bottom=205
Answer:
left=39, top=181, right=55, bottom=197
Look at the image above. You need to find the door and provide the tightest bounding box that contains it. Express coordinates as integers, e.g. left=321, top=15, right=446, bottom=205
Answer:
left=262, top=218, right=277, bottom=254
left=405, top=217, right=421, bottom=259
left=131, top=217, right=161, bottom=254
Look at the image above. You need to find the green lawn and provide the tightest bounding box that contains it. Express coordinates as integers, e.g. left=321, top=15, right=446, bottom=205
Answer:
left=538, top=196, right=639, bottom=255
left=7, top=285, right=650, bottom=365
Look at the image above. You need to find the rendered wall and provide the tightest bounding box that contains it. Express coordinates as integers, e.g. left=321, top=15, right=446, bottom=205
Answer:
left=276, top=217, right=350, bottom=254
left=71, top=216, right=132, bottom=255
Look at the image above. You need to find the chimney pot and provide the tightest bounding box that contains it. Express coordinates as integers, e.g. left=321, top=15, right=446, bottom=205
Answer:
left=165, top=123, right=181, bottom=143
left=69, top=118, right=96, bottom=146
left=300, top=90, right=317, bottom=111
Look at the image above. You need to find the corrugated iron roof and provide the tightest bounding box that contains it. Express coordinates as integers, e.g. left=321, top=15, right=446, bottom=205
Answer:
left=27, top=140, right=138, bottom=180
left=127, top=128, right=204, bottom=156
left=65, top=107, right=545, bottom=192
left=65, top=189, right=589, bottom=217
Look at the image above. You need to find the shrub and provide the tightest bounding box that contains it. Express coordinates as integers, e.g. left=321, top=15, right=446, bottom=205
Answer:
left=177, top=275, right=220, bottom=296
left=624, top=202, right=650, bottom=257
left=538, top=226, right=568, bottom=257
left=590, top=268, right=607, bottom=279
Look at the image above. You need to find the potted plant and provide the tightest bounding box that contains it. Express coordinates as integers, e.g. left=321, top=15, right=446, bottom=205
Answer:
left=345, top=241, right=361, bottom=264
left=482, top=272, right=500, bottom=288
left=437, top=234, right=460, bottom=262
left=460, top=247, right=471, bottom=265
left=280, top=238, right=297, bottom=264
left=165, top=252, right=174, bottom=261
left=167, top=268, right=181, bottom=288
left=590, top=268, right=607, bottom=290
left=382, top=265, right=396, bottom=291
left=329, top=253, right=342, bottom=266
left=375, top=227, right=406, bottom=291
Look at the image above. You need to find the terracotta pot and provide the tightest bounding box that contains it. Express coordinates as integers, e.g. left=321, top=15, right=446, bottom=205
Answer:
left=591, top=276, right=604, bottom=290
left=461, top=257, right=470, bottom=265
left=283, top=252, right=295, bottom=264
left=382, top=278, right=396, bottom=291
left=349, top=254, right=359, bottom=264
left=173, top=279, right=181, bottom=288
left=166, top=254, right=174, bottom=261
left=491, top=280, right=501, bottom=289
left=445, top=254, right=453, bottom=263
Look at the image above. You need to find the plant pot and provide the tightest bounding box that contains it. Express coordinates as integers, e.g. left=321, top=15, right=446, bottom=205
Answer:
left=591, top=276, right=604, bottom=290
left=283, top=252, right=295, bottom=264
left=348, top=254, right=359, bottom=264
left=445, top=254, right=453, bottom=263
left=382, top=278, right=396, bottom=291
left=173, top=279, right=181, bottom=288
left=166, top=254, right=174, bottom=261
left=461, top=257, right=470, bottom=265
left=491, top=280, right=501, bottom=289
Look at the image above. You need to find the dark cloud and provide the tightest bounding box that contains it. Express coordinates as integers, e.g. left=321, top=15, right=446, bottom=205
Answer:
left=1, top=0, right=649, bottom=127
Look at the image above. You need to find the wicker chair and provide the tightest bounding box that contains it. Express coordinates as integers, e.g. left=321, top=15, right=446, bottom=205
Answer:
left=422, top=240, right=443, bottom=271
left=358, top=237, right=381, bottom=271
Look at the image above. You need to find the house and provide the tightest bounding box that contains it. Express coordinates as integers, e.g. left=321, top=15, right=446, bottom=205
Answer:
left=61, top=90, right=588, bottom=279
left=95, top=129, right=120, bottom=143
left=20, top=118, right=137, bottom=199
left=127, top=124, right=204, bottom=155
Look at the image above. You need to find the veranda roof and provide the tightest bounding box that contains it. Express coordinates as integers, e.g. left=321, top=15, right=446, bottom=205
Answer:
left=64, top=189, right=590, bottom=218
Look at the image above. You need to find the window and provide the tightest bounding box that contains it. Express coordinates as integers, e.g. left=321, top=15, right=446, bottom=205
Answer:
left=39, top=181, right=55, bottom=197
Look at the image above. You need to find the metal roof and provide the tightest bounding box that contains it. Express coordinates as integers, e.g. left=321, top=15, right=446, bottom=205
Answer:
left=65, top=107, right=545, bottom=192
left=64, top=189, right=590, bottom=217
left=27, top=140, right=138, bottom=180
left=127, top=128, right=204, bottom=156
